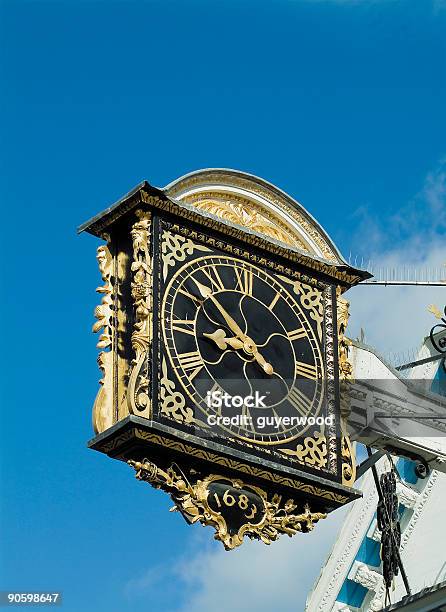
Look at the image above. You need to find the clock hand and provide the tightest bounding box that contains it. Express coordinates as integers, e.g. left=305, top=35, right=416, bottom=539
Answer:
left=193, top=277, right=274, bottom=376
left=203, top=329, right=244, bottom=351
left=251, top=349, right=274, bottom=375
left=203, top=329, right=273, bottom=375
left=193, top=278, right=247, bottom=341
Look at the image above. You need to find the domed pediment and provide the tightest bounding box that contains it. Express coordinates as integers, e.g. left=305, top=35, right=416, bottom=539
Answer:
left=164, top=168, right=343, bottom=264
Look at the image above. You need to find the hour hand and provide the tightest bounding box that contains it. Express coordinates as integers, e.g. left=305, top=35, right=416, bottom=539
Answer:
left=204, top=329, right=244, bottom=351
left=192, top=277, right=246, bottom=341
left=252, top=349, right=274, bottom=375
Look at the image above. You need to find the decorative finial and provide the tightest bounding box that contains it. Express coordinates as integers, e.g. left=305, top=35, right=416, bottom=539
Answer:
left=428, top=304, right=444, bottom=320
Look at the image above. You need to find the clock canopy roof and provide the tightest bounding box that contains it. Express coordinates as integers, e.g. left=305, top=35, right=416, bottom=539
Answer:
left=78, top=168, right=371, bottom=285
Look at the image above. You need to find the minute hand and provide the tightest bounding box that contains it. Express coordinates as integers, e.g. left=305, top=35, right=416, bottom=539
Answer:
left=193, top=279, right=247, bottom=340
left=193, top=278, right=274, bottom=375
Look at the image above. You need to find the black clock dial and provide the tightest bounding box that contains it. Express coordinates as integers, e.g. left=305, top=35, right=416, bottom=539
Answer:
left=161, top=255, right=324, bottom=444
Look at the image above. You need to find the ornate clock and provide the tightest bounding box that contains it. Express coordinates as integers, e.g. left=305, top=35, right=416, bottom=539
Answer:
left=80, top=169, right=370, bottom=549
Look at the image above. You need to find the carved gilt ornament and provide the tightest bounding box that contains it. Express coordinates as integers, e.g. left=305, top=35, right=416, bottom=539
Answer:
left=128, top=459, right=327, bottom=550
left=127, top=210, right=152, bottom=419
left=92, top=240, right=114, bottom=433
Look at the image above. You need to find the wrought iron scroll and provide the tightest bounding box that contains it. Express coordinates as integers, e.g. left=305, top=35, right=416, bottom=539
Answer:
left=377, top=470, right=401, bottom=605
left=367, top=447, right=411, bottom=603
left=127, top=210, right=152, bottom=418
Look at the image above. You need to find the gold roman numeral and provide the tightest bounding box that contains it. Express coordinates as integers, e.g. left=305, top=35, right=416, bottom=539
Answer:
left=172, top=318, right=196, bottom=336
left=295, top=361, right=318, bottom=380
left=268, top=292, right=281, bottom=310
left=241, top=403, right=256, bottom=433
left=272, top=408, right=287, bottom=431
left=287, top=327, right=307, bottom=342
left=208, top=382, right=222, bottom=415
left=288, top=387, right=312, bottom=416
left=178, top=351, right=204, bottom=381
left=234, top=266, right=253, bottom=296
left=178, top=287, right=201, bottom=306
left=201, top=266, right=225, bottom=292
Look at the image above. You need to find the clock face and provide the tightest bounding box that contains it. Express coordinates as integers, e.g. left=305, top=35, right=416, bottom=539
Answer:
left=161, top=253, right=324, bottom=445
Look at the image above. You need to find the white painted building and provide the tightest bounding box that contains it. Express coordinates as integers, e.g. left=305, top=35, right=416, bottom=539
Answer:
left=306, top=329, right=446, bottom=612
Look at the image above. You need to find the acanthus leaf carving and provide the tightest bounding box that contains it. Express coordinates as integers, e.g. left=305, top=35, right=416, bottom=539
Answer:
left=185, top=196, right=304, bottom=249
left=128, top=459, right=327, bottom=550
left=127, top=210, right=152, bottom=419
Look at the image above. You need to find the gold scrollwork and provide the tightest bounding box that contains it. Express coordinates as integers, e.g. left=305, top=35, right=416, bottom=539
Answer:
left=337, top=287, right=356, bottom=486
left=166, top=172, right=339, bottom=261
left=262, top=495, right=327, bottom=543
left=159, top=357, right=194, bottom=424
left=185, top=195, right=306, bottom=250
left=341, top=435, right=355, bottom=486
left=128, top=459, right=327, bottom=549
left=127, top=210, right=152, bottom=419
left=92, top=241, right=114, bottom=434
left=161, top=230, right=211, bottom=280
left=278, top=431, right=327, bottom=468
left=277, top=275, right=323, bottom=340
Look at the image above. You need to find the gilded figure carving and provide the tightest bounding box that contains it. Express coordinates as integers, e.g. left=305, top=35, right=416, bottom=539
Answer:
left=92, top=242, right=114, bottom=433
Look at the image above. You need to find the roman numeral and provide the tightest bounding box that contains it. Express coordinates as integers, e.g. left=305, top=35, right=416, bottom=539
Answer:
left=172, top=318, right=196, bottom=336
left=295, top=361, right=318, bottom=380
left=178, top=351, right=204, bottom=381
left=234, top=267, right=253, bottom=295
left=178, top=287, right=201, bottom=306
left=268, top=292, right=281, bottom=310
left=201, top=266, right=225, bottom=292
left=241, top=404, right=256, bottom=433
left=288, top=387, right=312, bottom=416
left=208, top=382, right=222, bottom=415
left=272, top=408, right=287, bottom=431
left=287, top=327, right=307, bottom=342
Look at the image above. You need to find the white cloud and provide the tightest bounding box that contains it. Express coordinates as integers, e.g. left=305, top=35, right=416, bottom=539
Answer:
left=176, top=528, right=339, bottom=612
left=346, top=159, right=446, bottom=361
left=125, top=507, right=349, bottom=612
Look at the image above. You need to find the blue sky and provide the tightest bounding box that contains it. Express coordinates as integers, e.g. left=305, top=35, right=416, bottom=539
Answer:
left=1, top=1, right=445, bottom=611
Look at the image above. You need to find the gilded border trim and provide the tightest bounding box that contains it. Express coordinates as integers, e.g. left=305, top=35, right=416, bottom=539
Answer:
left=99, top=428, right=350, bottom=504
